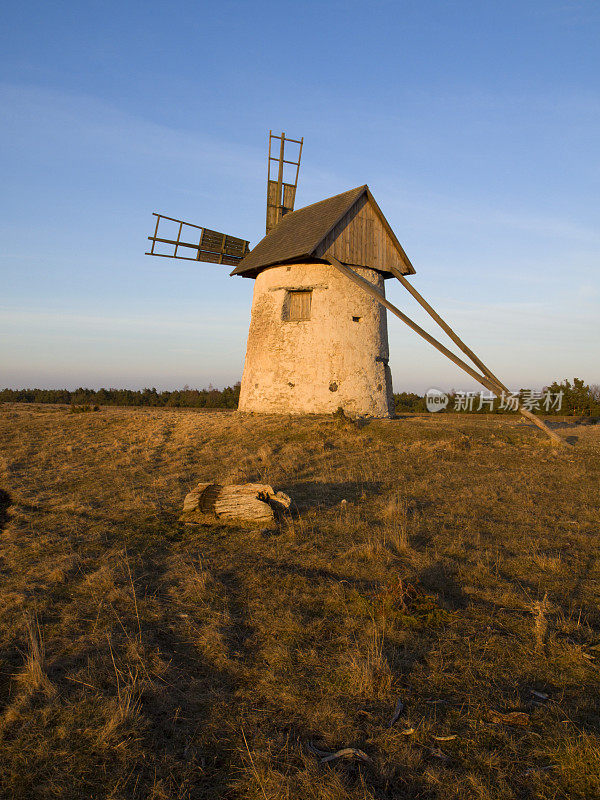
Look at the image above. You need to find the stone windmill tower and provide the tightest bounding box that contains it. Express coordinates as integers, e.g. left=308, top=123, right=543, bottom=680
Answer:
left=146, top=131, right=563, bottom=442
left=232, top=184, right=415, bottom=416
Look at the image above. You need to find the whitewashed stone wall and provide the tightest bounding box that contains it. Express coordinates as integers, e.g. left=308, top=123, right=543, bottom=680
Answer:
left=238, top=262, right=394, bottom=417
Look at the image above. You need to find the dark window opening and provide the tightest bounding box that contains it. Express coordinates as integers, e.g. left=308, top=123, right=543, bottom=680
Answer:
left=352, top=316, right=361, bottom=322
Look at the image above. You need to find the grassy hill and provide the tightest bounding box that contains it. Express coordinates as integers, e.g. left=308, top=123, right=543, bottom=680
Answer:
left=0, top=404, right=599, bottom=799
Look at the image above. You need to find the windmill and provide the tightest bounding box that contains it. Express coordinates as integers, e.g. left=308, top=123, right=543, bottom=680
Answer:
left=146, top=132, right=562, bottom=445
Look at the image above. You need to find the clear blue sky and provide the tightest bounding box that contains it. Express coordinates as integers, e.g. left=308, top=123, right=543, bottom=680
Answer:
left=1, top=0, right=598, bottom=393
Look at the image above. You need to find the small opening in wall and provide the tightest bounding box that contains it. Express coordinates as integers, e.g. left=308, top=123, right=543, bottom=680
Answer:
left=283, top=290, right=312, bottom=321
left=352, top=316, right=361, bottom=322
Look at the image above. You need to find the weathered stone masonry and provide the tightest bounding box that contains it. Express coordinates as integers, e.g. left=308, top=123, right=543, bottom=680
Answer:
left=238, top=262, right=394, bottom=416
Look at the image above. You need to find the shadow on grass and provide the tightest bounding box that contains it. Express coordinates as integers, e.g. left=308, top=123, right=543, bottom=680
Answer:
left=281, top=480, right=383, bottom=513
left=418, top=562, right=469, bottom=610
left=215, top=568, right=257, bottom=662
left=260, top=557, right=381, bottom=594
left=0, top=489, right=11, bottom=532
left=545, top=417, right=600, bottom=429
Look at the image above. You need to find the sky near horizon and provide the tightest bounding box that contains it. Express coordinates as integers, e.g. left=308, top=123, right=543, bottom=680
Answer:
left=1, top=0, right=598, bottom=394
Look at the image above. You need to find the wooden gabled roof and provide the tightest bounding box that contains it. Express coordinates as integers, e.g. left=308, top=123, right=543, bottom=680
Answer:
left=230, top=185, right=415, bottom=279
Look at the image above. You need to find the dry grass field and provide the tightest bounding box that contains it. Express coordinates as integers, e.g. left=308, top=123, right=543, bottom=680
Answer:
left=0, top=403, right=599, bottom=800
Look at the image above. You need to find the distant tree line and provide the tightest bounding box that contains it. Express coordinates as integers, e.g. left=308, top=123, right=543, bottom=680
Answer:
left=543, top=378, right=600, bottom=416
left=1, top=378, right=598, bottom=416
left=0, top=384, right=241, bottom=409
left=393, top=378, right=600, bottom=416
left=393, top=392, right=428, bottom=413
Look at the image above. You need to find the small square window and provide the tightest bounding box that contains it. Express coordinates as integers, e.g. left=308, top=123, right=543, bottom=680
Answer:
left=283, top=290, right=312, bottom=321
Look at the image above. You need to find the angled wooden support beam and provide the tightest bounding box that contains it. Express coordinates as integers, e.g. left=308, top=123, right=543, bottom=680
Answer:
left=386, top=264, right=506, bottom=393
left=325, top=256, right=564, bottom=446
left=327, top=257, right=494, bottom=388
left=386, top=265, right=566, bottom=445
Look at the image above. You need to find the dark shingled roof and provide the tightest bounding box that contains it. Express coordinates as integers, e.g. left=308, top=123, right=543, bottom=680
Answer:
left=230, top=185, right=414, bottom=278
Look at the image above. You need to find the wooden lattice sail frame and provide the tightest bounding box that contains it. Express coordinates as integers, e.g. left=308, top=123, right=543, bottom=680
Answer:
left=266, top=131, right=303, bottom=234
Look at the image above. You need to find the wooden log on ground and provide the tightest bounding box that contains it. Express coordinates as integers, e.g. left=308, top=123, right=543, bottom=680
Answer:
left=180, top=482, right=291, bottom=526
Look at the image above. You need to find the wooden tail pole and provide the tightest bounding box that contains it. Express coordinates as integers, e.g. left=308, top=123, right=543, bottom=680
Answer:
left=386, top=264, right=506, bottom=393
left=327, top=257, right=495, bottom=387
left=325, top=256, right=563, bottom=446
left=386, top=265, right=565, bottom=446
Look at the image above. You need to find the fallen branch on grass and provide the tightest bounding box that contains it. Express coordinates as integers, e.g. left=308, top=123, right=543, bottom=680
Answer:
left=307, top=741, right=371, bottom=764
left=389, top=697, right=405, bottom=727
left=488, top=710, right=530, bottom=726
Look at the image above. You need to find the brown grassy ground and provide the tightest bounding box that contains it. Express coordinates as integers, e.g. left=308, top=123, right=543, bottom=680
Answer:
left=0, top=403, right=599, bottom=800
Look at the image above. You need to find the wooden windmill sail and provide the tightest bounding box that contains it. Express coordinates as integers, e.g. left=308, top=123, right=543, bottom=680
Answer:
left=145, top=131, right=302, bottom=266
left=145, top=132, right=563, bottom=444
left=266, top=131, right=303, bottom=234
